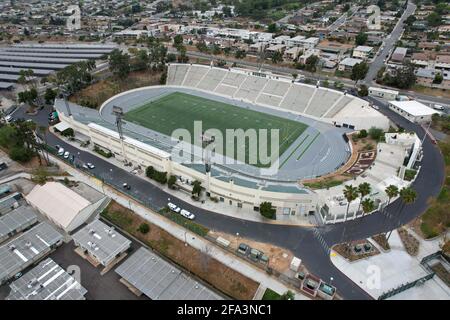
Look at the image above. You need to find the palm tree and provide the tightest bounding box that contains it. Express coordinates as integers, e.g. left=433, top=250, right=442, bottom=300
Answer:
left=343, top=185, right=359, bottom=221
left=386, top=187, right=417, bottom=241
left=357, top=182, right=372, bottom=217
left=361, top=198, right=375, bottom=217
left=383, top=184, right=399, bottom=222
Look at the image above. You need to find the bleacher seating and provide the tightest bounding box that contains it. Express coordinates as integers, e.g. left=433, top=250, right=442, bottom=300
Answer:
left=305, top=89, right=342, bottom=118
left=280, top=85, right=316, bottom=113
left=235, top=76, right=268, bottom=102
left=197, top=68, right=227, bottom=91
left=166, top=64, right=358, bottom=121
left=182, top=65, right=209, bottom=87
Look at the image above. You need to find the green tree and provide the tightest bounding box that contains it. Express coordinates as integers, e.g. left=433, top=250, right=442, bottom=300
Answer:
left=433, top=73, right=443, bottom=84
left=260, top=201, right=276, bottom=220
left=358, top=84, right=368, bottom=97
left=138, top=223, right=150, bottom=234
left=235, top=49, right=246, bottom=59
left=357, top=182, right=372, bottom=216
left=368, top=127, right=384, bottom=140
left=168, top=175, right=177, bottom=189
left=343, top=185, right=359, bottom=221
left=174, top=34, right=183, bottom=47
left=44, top=88, right=57, bottom=104
left=361, top=198, right=375, bottom=217
left=267, top=23, right=278, bottom=33
left=271, top=51, right=283, bottom=64
left=109, top=49, right=130, bottom=79
left=351, top=62, right=369, bottom=86
left=192, top=180, right=202, bottom=198
left=355, top=32, right=368, bottom=46
left=427, top=12, right=442, bottom=27
left=305, top=55, right=319, bottom=72
left=386, top=187, right=417, bottom=241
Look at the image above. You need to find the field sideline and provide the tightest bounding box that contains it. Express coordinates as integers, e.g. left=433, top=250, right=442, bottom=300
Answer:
left=124, top=92, right=308, bottom=167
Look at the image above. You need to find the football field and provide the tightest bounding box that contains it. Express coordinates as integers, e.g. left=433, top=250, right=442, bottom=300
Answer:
left=124, top=92, right=308, bottom=167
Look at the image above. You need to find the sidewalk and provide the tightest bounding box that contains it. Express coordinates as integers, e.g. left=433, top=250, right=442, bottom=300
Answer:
left=55, top=132, right=315, bottom=227
left=52, top=154, right=311, bottom=300
left=330, top=230, right=450, bottom=300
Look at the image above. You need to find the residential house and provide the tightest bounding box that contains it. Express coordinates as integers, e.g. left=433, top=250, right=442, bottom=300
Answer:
left=391, top=47, right=408, bottom=63
left=353, top=46, right=374, bottom=60
left=339, top=57, right=363, bottom=71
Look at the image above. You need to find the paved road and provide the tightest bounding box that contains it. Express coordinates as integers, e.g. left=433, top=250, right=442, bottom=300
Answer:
left=328, top=6, right=359, bottom=33
left=12, top=96, right=445, bottom=300
left=363, top=1, right=417, bottom=84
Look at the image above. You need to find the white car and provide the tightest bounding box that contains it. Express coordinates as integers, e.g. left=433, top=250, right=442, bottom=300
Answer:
left=433, top=104, right=444, bottom=111
left=82, top=164, right=88, bottom=169
left=57, top=148, right=64, bottom=156
left=168, top=202, right=181, bottom=213
left=63, top=151, right=70, bottom=159
left=87, top=163, right=95, bottom=169
left=180, top=209, right=195, bottom=220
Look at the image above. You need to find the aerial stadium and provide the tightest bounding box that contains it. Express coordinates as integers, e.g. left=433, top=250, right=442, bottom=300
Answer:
left=54, top=63, right=423, bottom=224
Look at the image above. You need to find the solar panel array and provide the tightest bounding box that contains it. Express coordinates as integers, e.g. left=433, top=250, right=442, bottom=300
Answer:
left=0, top=43, right=116, bottom=89
left=115, top=247, right=224, bottom=300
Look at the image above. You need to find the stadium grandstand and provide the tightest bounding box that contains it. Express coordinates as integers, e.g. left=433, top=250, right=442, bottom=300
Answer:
left=53, top=64, right=405, bottom=224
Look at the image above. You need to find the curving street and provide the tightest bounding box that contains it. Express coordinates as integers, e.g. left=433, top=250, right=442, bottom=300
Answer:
left=12, top=95, right=445, bottom=300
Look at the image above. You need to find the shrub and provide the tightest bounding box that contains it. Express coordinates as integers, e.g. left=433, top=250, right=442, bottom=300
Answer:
left=138, top=223, right=150, bottom=234
left=368, top=127, right=384, bottom=141
left=260, top=202, right=276, bottom=220
left=145, top=166, right=167, bottom=184
left=9, top=146, right=33, bottom=162
left=358, top=129, right=368, bottom=138
left=168, top=175, right=177, bottom=189
left=61, top=128, right=74, bottom=137
left=93, top=146, right=112, bottom=158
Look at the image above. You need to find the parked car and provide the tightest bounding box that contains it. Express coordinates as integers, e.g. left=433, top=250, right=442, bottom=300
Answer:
left=82, top=164, right=88, bottom=169
left=63, top=151, right=70, bottom=159
left=433, top=104, right=444, bottom=111
left=180, top=209, right=195, bottom=220
left=123, top=183, right=131, bottom=190
left=86, top=163, right=95, bottom=169
left=14, top=272, right=22, bottom=280
left=57, top=148, right=64, bottom=156
left=168, top=202, right=181, bottom=213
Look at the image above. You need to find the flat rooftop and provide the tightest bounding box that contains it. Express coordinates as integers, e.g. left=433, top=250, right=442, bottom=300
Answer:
left=0, top=206, right=38, bottom=242
left=72, top=219, right=131, bottom=266
left=389, top=100, right=438, bottom=117
left=6, top=258, right=87, bottom=300
left=0, top=222, right=63, bottom=282
left=115, top=247, right=224, bottom=300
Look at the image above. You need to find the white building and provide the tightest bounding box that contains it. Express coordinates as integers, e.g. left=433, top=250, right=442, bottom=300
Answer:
left=287, top=35, right=306, bottom=47
left=338, top=57, right=363, bottom=71
left=388, top=100, right=439, bottom=123
left=353, top=46, right=374, bottom=60
left=300, top=37, right=320, bottom=49
left=26, top=182, right=110, bottom=233
left=368, top=87, right=399, bottom=100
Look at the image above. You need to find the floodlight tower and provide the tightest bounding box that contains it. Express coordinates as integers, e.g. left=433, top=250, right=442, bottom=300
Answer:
left=112, top=106, right=124, bottom=140
left=112, top=106, right=128, bottom=164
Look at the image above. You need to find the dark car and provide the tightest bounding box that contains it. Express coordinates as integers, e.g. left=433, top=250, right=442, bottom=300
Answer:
left=123, top=183, right=131, bottom=190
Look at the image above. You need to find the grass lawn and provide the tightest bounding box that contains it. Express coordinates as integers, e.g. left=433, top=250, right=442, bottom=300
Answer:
left=124, top=92, right=308, bottom=167
left=262, top=288, right=281, bottom=300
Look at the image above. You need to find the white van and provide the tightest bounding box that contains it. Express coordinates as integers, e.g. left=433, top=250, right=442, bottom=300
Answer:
left=180, top=209, right=195, bottom=220
left=168, top=202, right=181, bottom=213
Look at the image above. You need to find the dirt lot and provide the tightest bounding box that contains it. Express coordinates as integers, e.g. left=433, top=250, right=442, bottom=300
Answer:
left=101, top=201, right=259, bottom=300
left=209, top=230, right=298, bottom=274
left=70, top=70, right=163, bottom=109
